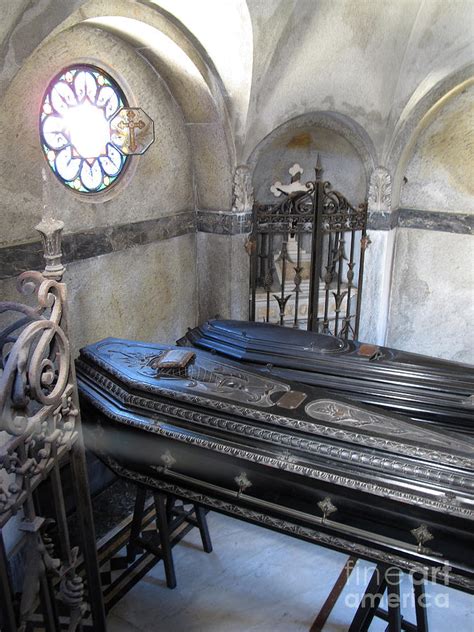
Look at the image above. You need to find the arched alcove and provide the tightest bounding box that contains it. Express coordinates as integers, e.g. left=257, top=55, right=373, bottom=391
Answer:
left=246, top=111, right=375, bottom=332
left=385, top=76, right=474, bottom=363
left=247, top=112, right=375, bottom=191
left=248, top=111, right=376, bottom=201
left=0, top=2, right=237, bottom=351
left=387, top=63, right=474, bottom=208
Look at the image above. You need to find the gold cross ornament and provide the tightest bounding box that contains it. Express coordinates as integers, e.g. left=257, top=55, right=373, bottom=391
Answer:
left=110, top=107, right=155, bottom=155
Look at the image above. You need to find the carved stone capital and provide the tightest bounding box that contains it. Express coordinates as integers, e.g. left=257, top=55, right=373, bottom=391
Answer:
left=232, top=165, right=254, bottom=213
left=368, top=167, right=392, bottom=214
left=35, top=217, right=65, bottom=280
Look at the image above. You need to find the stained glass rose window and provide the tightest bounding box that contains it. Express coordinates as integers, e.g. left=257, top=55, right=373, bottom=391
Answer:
left=40, top=66, right=128, bottom=193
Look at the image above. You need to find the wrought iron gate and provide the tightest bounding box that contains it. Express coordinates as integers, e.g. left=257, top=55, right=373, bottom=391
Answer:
left=249, top=159, right=369, bottom=339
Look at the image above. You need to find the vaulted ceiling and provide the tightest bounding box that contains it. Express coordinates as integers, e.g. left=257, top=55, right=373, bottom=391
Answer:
left=0, top=0, right=472, bottom=165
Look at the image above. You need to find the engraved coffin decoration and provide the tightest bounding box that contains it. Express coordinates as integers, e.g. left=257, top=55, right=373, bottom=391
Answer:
left=76, top=338, right=474, bottom=592
left=178, top=319, right=474, bottom=434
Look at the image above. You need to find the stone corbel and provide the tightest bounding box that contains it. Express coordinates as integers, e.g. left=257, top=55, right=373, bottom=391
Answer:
left=232, top=165, right=254, bottom=214
left=367, top=167, right=394, bottom=230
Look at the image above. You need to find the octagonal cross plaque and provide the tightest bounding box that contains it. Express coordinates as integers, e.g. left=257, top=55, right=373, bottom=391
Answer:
left=110, top=107, right=155, bottom=155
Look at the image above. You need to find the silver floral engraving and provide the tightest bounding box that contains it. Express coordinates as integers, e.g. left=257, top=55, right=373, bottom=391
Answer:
left=93, top=341, right=290, bottom=408
left=304, top=399, right=469, bottom=453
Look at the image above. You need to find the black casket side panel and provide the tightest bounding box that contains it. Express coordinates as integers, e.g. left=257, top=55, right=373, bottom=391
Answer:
left=76, top=338, right=474, bottom=593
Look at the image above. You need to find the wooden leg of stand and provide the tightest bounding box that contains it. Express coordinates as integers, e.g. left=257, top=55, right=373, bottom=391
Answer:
left=0, top=530, right=17, bottom=632
left=166, top=495, right=176, bottom=524
left=153, top=493, right=177, bottom=589
left=70, top=440, right=107, bottom=631
left=386, top=567, right=401, bottom=632
left=413, top=573, right=429, bottom=632
left=194, top=505, right=213, bottom=553
left=348, top=564, right=387, bottom=632
left=127, top=486, right=146, bottom=563
left=38, top=573, right=61, bottom=632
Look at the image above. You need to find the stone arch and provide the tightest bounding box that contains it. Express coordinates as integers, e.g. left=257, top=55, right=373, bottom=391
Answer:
left=80, top=14, right=235, bottom=210
left=0, top=1, right=237, bottom=229
left=247, top=111, right=377, bottom=205
left=386, top=63, right=474, bottom=208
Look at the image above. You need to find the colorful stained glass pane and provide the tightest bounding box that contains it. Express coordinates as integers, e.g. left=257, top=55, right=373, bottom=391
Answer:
left=39, top=65, right=128, bottom=193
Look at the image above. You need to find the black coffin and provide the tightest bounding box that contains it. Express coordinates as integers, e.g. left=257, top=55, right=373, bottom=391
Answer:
left=76, top=338, right=474, bottom=593
left=178, top=320, right=474, bottom=434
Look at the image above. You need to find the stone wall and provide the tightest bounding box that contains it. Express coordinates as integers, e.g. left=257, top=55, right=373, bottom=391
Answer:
left=0, top=1, right=251, bottom=356
left=385, top=85, right=474, bottom=363
left=0, top=1, right=472, bottom=356
left=0, top=21, right=198, bottom=352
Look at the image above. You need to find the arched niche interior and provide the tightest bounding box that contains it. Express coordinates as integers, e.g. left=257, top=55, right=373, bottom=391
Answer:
left=387, top=63, right=474, bottom=209
left=246, top=112, right=376, bottom=331
left=248, top=111, right=376, bottom=206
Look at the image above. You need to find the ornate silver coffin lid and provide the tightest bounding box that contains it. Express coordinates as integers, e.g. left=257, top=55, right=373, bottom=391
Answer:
left=77, top=338, right=474, bottom=470
left=182, top=319, right=474, bottom=387
left=178, top=320, right=474, bottom=435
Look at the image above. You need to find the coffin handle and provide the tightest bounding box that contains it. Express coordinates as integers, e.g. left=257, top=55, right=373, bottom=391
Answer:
left=317, top=496, right=337, bottom=524
left=411, top=524, right=434, bottom=553
left=160, top=450, right=176, bottom=472
left=234, top=472, right=252, bottom=498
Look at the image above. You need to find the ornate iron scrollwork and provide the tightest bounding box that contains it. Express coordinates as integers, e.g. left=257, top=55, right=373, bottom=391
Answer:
left=249, top=157, right=368, bottom=337
left=0, top=218, right=105, bottom=631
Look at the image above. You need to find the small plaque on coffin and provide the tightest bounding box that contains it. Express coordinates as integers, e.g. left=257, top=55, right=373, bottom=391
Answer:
left=357, top=344, right=380, bottom=358
left=150, top=350, right=195, bottom=370
left=276, top=390, right=307, bottom=409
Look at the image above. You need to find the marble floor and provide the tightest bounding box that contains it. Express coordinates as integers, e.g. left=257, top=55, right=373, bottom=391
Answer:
left=107, top=512, right=474, bottom=632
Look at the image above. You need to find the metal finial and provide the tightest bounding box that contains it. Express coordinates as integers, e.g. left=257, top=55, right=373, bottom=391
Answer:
left=315, top=153, right=323, bottom=179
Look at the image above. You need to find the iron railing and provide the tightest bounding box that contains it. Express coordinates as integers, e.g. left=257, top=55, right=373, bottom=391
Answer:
left=249, top=159, right=369, bottom=339
left=0, top=219, right=106, bottom=632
